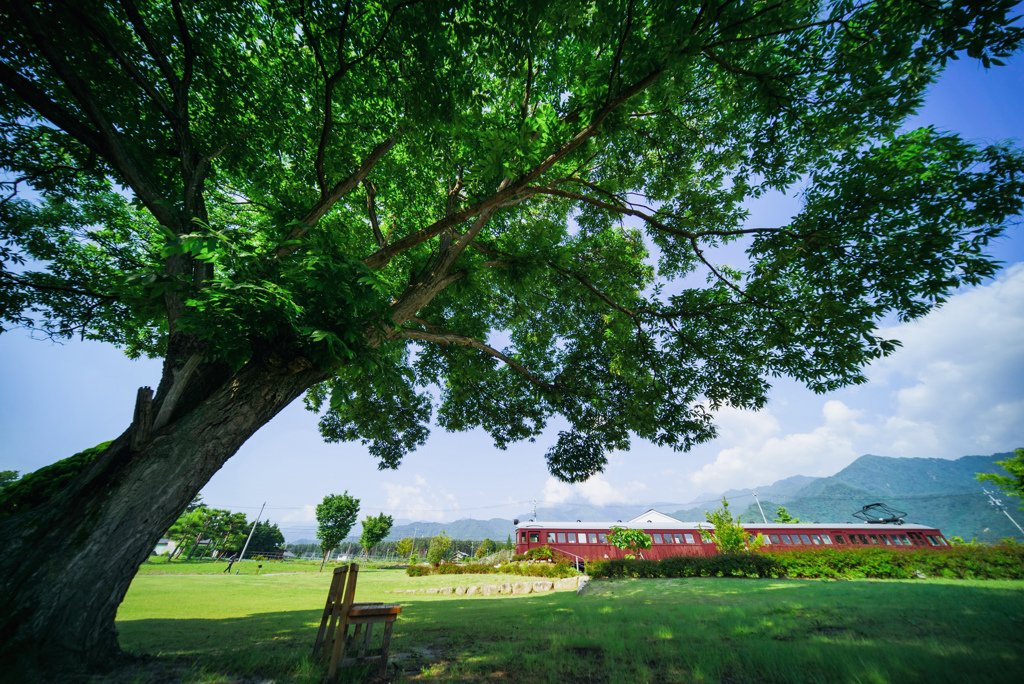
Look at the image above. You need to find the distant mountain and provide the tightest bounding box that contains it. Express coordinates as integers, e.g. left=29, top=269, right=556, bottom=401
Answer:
left=284, top=452, right=1021, bottom=544
left=374, top=517, right=516, bottom=543
left=732, top=452, right=1020, bottom=542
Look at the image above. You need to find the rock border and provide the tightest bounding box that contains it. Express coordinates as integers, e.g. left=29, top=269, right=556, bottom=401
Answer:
left=388, top=575, right=589, bottom=597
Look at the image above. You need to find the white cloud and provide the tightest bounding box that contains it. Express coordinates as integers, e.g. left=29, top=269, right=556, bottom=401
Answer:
left=689, top=401, right=866, bottom=492
left=381, top=478, right=460, bottom=522
left=869, top=264, right=1024, bottom=457
left=541, top=473, right=646, bottom=507
left=279, top=504, right=317, bottom=525
left=684, top=265, right=1024, bottom=495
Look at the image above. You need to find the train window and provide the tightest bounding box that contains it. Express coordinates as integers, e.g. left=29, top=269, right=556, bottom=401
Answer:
left=881, top=535, right=892, bottom=545
left=598, top=533, right=608, bottom=543
left=769, top=535, right=781, bottom=544
left=566, top=533, right=576, bottom=544
left=780, top=534, right=791, bottom=544
left=800, top=534, right=812, bottom=544
left=835, top=535, right=846, bottom=544
left=937, top=536, right=948, bottom=546
left=547, top=532, right=556, bottom=543
left=588, top=533, right=598, bottom=544
left=520, top=532, right=527, bottom=543
left=530, top=533, right=540, bottom=543
left=557, top=533, right=566, bottom=543
left=652, top=534, right=663, bottom=543
left=899, top=535, right=911, bottom=545
left=821, top=535, right=832, bottom=544
left=926, top=535, right=939, bottom=546
left=868, top=535, right=879, bottom=545
left=578, top=533, right=587, bottom=543
left=684, top=533, right=695, bottom=544
left=673, top=534, right=684, bottom=543
left=808, top=534, right=820, bottom=545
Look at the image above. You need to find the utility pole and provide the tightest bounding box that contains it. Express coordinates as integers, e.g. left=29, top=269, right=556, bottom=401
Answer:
left=983, top=488, right=1024, bottom=537
left=532, top=499, right=538, bottom=520
left=236, top=502, right=266, bottom=574
left=752, top=491, right=768, bottom=524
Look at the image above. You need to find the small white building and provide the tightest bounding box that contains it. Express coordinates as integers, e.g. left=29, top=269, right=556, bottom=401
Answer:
left=153, top=538, right=177, bottom=556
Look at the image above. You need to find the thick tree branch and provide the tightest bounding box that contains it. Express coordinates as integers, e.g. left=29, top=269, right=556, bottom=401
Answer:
left=403, top=321, right=563, bottom=392
left=61, top=2, right=175, bottom=121
left=273, top=135, right=399, bottom=259
left=362, top=67, right=667, bottom=269
left=10, top=3, right=180, bottom=232
left=117, top=0, right=179, bottom=91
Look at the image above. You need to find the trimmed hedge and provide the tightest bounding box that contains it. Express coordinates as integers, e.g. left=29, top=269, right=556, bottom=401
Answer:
left=406, top=559, right=579, bottom=579
left=589, top=554, right=781, bottom=579
left=587, top=545, right=1024, bottom=580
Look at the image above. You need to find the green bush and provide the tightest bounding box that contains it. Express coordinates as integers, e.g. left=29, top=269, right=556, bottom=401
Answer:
left=589, top=554, right=781, bottom=579
left=405, top=558, right=579, bottom=578
left=511, top=545, right=556, bottom=562
left=586, top=545, right=1024, bottom=581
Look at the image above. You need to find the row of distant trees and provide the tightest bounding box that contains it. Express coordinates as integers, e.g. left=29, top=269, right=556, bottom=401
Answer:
left=286, top=534, right=515, bottom=560
left=161, top=498, right=284, bottom=561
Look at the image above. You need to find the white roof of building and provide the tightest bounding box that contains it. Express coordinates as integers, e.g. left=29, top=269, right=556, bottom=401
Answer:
left=628, top=509, right=683, bottom=525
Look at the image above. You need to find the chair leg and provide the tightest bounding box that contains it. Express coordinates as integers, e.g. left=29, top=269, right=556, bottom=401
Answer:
left=358, top=622, right=375, bottom=659
left=378, top=620, right=396, bottom=678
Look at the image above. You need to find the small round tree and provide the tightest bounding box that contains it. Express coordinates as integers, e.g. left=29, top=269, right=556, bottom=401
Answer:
left=315, top=492, right=360, bottom=572
left=607, top=526, right=652, bottom=560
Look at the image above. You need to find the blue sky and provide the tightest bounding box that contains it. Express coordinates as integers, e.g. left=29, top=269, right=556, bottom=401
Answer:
left=2, top=57, right=1023, bottom=542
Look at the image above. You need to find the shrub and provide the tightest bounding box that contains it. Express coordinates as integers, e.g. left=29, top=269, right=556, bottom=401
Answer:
left=587, top=544, right=1024, bottom=581
left=405, top=558, right=579, bottom=578
left=427, top=529, right=452, bottom=566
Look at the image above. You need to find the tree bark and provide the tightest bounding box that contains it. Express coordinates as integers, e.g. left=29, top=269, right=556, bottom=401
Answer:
left=0, top=357, right=326, bottom=675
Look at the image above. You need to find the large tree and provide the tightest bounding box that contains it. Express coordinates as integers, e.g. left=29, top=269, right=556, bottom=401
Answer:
left=1, top=0, right=1023, bottom=674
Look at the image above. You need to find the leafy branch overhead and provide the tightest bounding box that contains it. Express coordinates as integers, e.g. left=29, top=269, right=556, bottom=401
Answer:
left=3, top=0, right=1024, bottom=483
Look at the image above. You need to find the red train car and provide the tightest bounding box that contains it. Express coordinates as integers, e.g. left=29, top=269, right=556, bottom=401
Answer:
left=514, top=509, right=949, bottom=565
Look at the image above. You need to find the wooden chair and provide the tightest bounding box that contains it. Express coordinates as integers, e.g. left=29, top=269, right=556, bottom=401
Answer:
left=313, top=563, right=402, bottom=679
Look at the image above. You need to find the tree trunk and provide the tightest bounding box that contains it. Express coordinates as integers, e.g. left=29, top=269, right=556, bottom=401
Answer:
left=0, top=357, right=326, bottom=675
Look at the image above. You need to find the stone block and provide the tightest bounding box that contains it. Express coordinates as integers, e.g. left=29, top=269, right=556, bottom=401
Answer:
left=553, top=577, right=576, bottom=591
left=499, top=583, right=512, bottom=595
left=533, top=580, right=554, bottom=593
left=466, top=585, right=480, bottom=596
left=440, top=587, right=453, bottom=595
left=481, top=584, right=498, bottom=596
left=512, top=581, right=533, bottom=595
left=455, top=586, right=466, bottom=595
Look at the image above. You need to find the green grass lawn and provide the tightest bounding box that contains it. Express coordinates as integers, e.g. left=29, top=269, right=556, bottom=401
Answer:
left=114, top=568, right=1024, bottom=683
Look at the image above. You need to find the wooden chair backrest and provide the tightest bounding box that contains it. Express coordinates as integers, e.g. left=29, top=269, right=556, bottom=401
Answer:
left=313, top=562, right=359, bottom=659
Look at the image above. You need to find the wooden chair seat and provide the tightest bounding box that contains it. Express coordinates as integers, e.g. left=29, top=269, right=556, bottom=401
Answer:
left=313, top=563, right=402, bottom=679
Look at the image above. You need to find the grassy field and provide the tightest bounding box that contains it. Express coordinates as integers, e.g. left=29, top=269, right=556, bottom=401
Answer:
left=113, top=564, right=1024, bottom=683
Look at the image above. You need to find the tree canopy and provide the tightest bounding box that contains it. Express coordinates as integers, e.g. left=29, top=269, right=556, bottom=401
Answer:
left=3, top=0, right=1023, bottom=481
